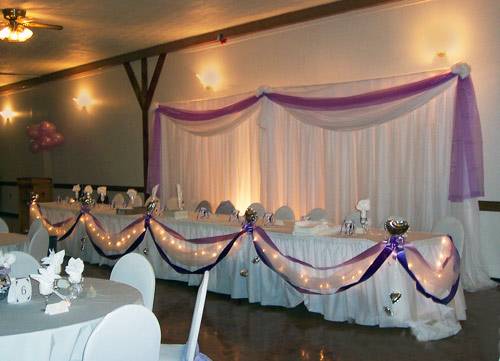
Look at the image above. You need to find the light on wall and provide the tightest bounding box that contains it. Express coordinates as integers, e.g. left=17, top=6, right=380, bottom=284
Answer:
left=0, top=106, right=16, bottom=124
left=73, top=91, right=93, bottom=109
left=196, top=70, right=220, bottom=91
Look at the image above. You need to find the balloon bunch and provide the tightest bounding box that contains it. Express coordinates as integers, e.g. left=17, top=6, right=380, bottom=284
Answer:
left=26, top=121, right=64, bottom=153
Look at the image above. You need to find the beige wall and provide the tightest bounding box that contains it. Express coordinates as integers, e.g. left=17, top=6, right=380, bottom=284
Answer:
left=0, top=0, right=498, bottom=273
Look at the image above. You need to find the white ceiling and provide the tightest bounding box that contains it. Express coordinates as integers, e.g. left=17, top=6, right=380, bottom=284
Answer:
left=0, top=0, right=333, bottom=86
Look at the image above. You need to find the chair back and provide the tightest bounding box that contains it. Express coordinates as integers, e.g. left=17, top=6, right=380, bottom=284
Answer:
left=185, top=271, right=210, bottom=361
left=274, top=206, right=295, bottom=221
left=0, top=217, right=9, bottom=232
left=215, top=201, right=235, bottom=215
left=166, top=197, right=179, bottom=210
left=248, top=203, right=266, bottom=219
left=111, top=193, right=125, bottom=208
left=131, top=194, right=144, bottom=207
left=83, top=304, right=161, bottom=361
left=432, top=216, right=465, bottom=256
left=110, top=253, right=156, bottom=310
left=27, top=220, right=43, bottom=243
left=195, top=200, right=212, bottom=214
left=307, top=208, right=328, bottom=221
left=28, top=227, right=49, bottom=262
left=345, top=211, right=362, bottom=227
left=9, top=251, right=40, bottom=278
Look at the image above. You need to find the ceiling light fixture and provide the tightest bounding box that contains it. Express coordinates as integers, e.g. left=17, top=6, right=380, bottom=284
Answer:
left=0, top=24, right=32, bottom=42
left=0, top=8, right=63, bottom=43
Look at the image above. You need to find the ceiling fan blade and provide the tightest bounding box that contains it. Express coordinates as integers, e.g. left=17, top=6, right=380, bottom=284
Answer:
left=0, top=72, right=36, bottom=76
left=22, top=21, right=63, bottom=30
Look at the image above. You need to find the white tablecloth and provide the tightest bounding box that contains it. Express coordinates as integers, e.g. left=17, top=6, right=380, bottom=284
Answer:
left=0, top=278, right=142, bottom=361
left=0, top=232, right=28, bottom=253
left=39, top=204, right=466, bottom=340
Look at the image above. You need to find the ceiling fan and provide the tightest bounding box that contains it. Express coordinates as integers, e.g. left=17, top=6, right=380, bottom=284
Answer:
left=0, top=8, right=63, bottom=42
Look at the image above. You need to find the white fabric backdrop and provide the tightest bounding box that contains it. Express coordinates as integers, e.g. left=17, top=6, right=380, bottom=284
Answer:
left=155, top=71, right=492, bottom=291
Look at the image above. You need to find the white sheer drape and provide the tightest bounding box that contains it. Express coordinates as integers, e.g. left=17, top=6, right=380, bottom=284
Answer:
left=156, top=71, right=492, bottom=291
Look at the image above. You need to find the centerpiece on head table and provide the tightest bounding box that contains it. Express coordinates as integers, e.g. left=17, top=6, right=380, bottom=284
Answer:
left=96, top=186, right=109, bottom=204
left=165, top=183, right=188, bottom=220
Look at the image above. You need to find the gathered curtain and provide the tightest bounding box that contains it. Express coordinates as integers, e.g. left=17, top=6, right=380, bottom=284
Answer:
left=149, top=64, right=491, bottom=291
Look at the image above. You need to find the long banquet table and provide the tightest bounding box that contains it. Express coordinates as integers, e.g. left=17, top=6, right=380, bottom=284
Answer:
left=38, top=202, right=466, bottom=341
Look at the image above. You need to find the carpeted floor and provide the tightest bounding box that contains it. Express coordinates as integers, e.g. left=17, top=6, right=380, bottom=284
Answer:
left=84, top=263, right=500, bottom=361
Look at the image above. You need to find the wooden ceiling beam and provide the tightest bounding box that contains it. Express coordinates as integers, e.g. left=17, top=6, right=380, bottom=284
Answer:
left=0, top=0, right=399, bottom=94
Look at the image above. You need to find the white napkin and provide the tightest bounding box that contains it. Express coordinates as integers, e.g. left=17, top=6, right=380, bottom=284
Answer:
left=65, top=257, right=84, bottom=284
left=84, top=185, right=93, bottom=194
left=0, top=250, right=16, bottom=268
left=30, top=267, right=61, bottom=295
left=45, top=300, right=70, bottom=315
left=41, top=249, right=65, bottom=275
left=151, top=184, right=159, bottom=199
left=356, top=199, right=370, bottom=218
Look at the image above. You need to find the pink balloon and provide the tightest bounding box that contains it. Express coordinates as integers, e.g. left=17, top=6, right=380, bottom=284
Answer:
left=27, top=124, right=40, bottom=139
left=52, top=132, right=64, bottom=145
left=29, top=141, right=41, bottom=153
left=39, top=135, right=52, bottom=149
left=39, top=121, right=56, bottom=135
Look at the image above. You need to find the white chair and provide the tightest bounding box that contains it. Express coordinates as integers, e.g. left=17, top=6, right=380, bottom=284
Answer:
left=132, top=194, right=144, bottom=207
left=83, top=304, right=161, bottom=361
left=274, top=206, right=295, bottom=221
left=215, top=200, right=235, bottom=215
left=0, top=217, right=9, bottom=232
left=27, top=219, right=42, bottom=243
left=432, top=216, right=465, bottom=256
left=307, top=208, right=328, bottom=221
left=159, top=271, right=210, bottom=361
left=28, top=227, right=49, bottom=262
left=110, top=253, right=156, bottom=310
left=166, top=197, right=179, bottom=210
left=345, top=211, right=362, bottom=228
left=9, top=251, right=40, bottom=278
left=111, top=193, right=126, bottom=208
left=195, top=200, right=212, bottom=214
left=248, top=202, right=266, bottom=219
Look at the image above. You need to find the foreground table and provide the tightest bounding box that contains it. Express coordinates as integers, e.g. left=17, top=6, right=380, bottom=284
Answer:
left=40, top=203, right=466, bottom=341
left=0, top=278, right=142, bottom=361
left=0, top=232, right=28, bottom=253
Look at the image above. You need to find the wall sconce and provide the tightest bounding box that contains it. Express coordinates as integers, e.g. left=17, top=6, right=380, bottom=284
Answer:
left=73, top=92, right=93, bottom=110
left=196, top=70, right=220, bottom=91
left=0, top=106, right=16, bottom=124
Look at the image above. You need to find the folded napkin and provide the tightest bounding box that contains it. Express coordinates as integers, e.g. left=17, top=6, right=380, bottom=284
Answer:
left=293, top=221, right=331, bottom=236
left=65, top=257, right=84, bottom=284
left=151, top=184, right=159, bottom=199
left=31, top=267, right=61, bottom=295
left=45, top=300, right=70, bottom=315
left=356, top=199, right=370, bottom=218
left=84, top=185, right=93, bottom=194
left=42, top=249, right=65, bottom=275
left=0, top=250, right=16, bottom=268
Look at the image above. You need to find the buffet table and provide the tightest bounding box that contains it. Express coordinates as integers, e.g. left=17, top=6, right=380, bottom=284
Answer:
left=37, top=202, right=466, bottom=341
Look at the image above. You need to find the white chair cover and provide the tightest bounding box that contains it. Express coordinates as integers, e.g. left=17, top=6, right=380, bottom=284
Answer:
left=195, top=200, right=212, bottom=214
left=432, top=216, right=465, bottom=256
left=111, top=193, right=126, bottom=208
left=27, top=219, right=42, bottom=243
left=307, top=208, right=328, bottom=221
left=9, top=251, right=40, bottom=278
left=166, top=197, right=179, bottom=210
left=110, top=253, right=156, bottom=310
left=274, top=206, right=295, bottom=221
left=215, top=201, right=235, bottom=215
left=131, top=194, right=144, bottom=207
left=248, top=203, right=266, bottom=219
left=159, top=271, right=210, bottom=361
left=345, top=211, right=362, bottom=227
left=83, top=304, right=161, bottom=361
left=28, top=227, right=49, bottom=262
left=0, top=217, right=9, bottom=232
left=186, top=200, right=200, bottom=212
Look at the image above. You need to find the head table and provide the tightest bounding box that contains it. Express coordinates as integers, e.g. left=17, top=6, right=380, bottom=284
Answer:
left=0, top=278, right=142, bottom=361
left=37, top=202, right=465, bottom=341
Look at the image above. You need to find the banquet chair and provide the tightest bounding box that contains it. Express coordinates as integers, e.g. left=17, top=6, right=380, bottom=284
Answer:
left=28, top=227, right=50, bottom=262
left=132, top=194, right=144, bottom=207
left=82, top=304, right=161, bottom=361
left=274, top=206, right=295, bottom=221
left=159, top=271, right=210, bottom=361
left=306, top=208, right=328, bottom=221
left=110, top=253, right=156, bottom=310
left=195, top=200, right=212, bottom=214
left=9, top=251, right=40, bottom=278
left=27, top=219, right=42, bottom=243
left=345, top=211, right=362, bottom=227
left=0, top=217, right=9, bottom=232
left=248, top=202, right=266, bottom=219
left=215, top=200, right=235, bottom=215
left=111, top=193, right=126, bottom=208
left=432, top=216, right=465, bottom=256
left=166, top=197, right=179, bottom=210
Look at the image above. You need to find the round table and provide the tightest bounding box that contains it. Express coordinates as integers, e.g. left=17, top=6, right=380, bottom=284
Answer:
left=0, top=277, right=143, bottom=361
left=0, top=232, right=28, bottom=253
